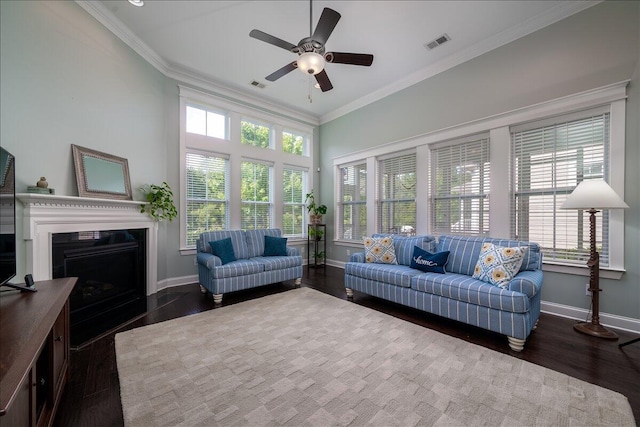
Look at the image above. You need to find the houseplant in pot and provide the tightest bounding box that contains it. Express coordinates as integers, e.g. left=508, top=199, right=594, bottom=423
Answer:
left=140, top=181, right=178, bottom=222
left=305, top=190, right=327, bottom=224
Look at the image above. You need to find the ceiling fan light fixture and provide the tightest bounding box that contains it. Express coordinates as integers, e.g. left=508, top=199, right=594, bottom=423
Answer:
left=297, top=52, right=325, bottom=75
left=128, top=0, right=144, bottom=6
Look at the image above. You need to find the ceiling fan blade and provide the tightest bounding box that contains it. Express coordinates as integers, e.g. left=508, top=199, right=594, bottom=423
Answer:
left=315, top=70, right=333, bottom=92
left=265, top=62, right=298, bottom=81
left=325, top=52, right=374, bottom=66
left=312, top=8, right=341, bottom=45
left=249, top=29, right=297, bottom=52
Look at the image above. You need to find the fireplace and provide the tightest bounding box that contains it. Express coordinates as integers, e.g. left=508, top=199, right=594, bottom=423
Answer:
left=52, top=229, right=147, bottom=346
left=17, top=193, right=159, bottom=347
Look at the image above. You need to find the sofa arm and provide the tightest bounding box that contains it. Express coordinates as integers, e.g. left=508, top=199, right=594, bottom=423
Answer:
left=287, top=247, right=301, bottom=257
left=350, top=252, right=366, bottom=263
left=508, top=270, right=543, bottom=298
left=197, top=252, right=222, bottom=269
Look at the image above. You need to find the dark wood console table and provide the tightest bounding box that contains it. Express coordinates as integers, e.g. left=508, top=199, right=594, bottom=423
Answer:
left=0, top=277, right=76, bottom=427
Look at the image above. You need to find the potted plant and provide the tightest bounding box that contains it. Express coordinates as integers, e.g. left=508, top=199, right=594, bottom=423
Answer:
left=305, top=190, right=327, bottom=224
left=140, top=181, right=178, bottom=222
left=309, top=226, right=324, bottom=241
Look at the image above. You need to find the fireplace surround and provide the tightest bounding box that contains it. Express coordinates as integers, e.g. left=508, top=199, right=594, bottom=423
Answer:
left=17, top=193, right=158, bottom=293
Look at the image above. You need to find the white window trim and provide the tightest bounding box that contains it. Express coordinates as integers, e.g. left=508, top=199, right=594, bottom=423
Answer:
left=179, top=86, right=314, bottom=254
left=332, top=81, right=628, bottom=277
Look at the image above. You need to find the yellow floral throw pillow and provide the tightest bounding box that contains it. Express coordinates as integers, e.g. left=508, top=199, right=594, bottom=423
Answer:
left=472, top=243, right=526, bottom=288
left=363, top=236, right=398, bottom=264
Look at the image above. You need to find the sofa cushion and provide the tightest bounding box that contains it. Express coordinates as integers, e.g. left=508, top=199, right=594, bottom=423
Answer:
left=199, top=230, right=250, bottom=259
left=410, top=246, right=450, bottom=274
left=373, top=234, right=437, bottom=266
left=436, top=235, right=541, bottom=276
left=364, top=236, right=398, bottom=264
left=345, top=262, right=421, bottom=288
left=263, top=235, right=287, bottom=256
left=210, top=259, right=265, bottom=279
left=472, top=243, right=526, bottom=288
left=209, top=238, right=237, bottom=265
left=411, top=272, right=530, bottom=313
left=246, top=229, right=282, bottom=258
left=252, top=256, right=302, bottom=271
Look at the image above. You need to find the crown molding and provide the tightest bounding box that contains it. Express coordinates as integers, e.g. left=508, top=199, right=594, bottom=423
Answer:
left=75, top=0, right=600, bottom=126
left=74, top=0, right=319, bottom=127
left=318, top=0, right=602, bottom=124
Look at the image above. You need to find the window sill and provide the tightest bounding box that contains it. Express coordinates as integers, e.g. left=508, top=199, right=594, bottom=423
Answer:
left=180, top=247, right=196, bottom=256
left=542, top=262, right=625, bottom=280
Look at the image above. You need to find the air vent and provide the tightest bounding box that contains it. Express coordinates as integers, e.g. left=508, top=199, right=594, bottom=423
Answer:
left=250, top=80, right=266, bottom=89
left=424, top=33, right=451, bottom=50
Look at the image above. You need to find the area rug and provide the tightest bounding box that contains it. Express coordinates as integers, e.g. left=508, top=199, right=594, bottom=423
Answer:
left=115, top=288, right=634, bottom=426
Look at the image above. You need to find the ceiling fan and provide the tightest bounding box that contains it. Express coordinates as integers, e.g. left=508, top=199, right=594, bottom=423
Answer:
left=249, top=1, right=374, bottom=92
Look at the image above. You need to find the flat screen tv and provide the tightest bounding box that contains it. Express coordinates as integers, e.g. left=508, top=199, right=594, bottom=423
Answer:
left=0, top=146, right=17, bottom=287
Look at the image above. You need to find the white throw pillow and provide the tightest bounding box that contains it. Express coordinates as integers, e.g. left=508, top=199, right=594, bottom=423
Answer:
left=363, top=236, right=398, bottom=264
left=472, top=243, right=526, bottom=288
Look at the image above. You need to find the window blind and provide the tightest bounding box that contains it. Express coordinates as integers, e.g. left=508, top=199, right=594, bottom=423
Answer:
left=241, top=160, right=273, bottom=230
left=377, top=153, right=416, bottom=235
left=511, top=112, right=610, bottom=265
left=337, top=162, right=367, bottom=241
left=282, top=167, right=306, bottom=237
left=430, top=137, right=490, bottom=236
left=185, top=151, right=229, bottom=246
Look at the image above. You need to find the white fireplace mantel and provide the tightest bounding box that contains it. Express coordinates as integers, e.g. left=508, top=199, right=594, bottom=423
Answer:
left=17, top=193, right=159, bottom=295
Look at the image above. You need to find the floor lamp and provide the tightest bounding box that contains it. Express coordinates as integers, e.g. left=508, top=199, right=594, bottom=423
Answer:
left=561, top=179, right=628, bottom=339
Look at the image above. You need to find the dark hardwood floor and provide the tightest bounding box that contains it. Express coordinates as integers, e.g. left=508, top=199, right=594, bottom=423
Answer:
left=54, top=266, right=640, bottom=426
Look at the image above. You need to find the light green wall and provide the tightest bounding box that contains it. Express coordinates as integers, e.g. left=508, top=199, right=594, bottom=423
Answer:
left=319, top=1, right=640, bottom=321
left=0, top=0, right=177, bottom=281
left=1, top=1, right=638, bottom=322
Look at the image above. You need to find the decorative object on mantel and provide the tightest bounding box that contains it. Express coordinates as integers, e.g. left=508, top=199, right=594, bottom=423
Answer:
left=27, top=176, right=55, bottom=194
left=561, top=178, right=629, bottom=340
left=139, top=182, right=177, bottom=222
left=36, top=176, right=48, bottom=188
left=72, top=144, right=132, bottom=200
left=305, top=190, right=327, bottom=224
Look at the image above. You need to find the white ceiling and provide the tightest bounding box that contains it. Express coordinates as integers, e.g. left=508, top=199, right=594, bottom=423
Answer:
left=82, top=1, right=599, bottom=123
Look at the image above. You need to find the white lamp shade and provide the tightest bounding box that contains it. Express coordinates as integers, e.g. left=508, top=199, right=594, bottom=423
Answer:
left=297, top=52, right=325, bottom=75
left=561, top=179, right=629, bottom=210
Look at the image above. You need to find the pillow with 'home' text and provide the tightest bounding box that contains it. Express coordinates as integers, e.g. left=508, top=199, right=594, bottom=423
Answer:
left=410, top=246, right=450, bottom=274
left=363, top=236, right=398, bottom=264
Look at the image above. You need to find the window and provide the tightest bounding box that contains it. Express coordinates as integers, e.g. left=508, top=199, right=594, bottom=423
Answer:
left=241, top=119, right=272, bottom=148
left=378, top=153, right=416, bottom=235
left=282, top=168, right=306, bottom=237
left=511, top=111, right=610, bottom=265
left=337, top=162, right=367, bottom=241
left=283, top=130, right=306, bottom=156
left=431, top=136, right=490, bottom=236
left=241, top=161, right=273, bottom=230
left=185, top=152, right=229, bottom=246
left=186, top=105, right=227, bottom=139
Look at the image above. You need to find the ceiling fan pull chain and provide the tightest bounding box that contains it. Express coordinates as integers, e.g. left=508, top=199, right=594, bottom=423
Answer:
left=308, top=76, right=313, bottom=103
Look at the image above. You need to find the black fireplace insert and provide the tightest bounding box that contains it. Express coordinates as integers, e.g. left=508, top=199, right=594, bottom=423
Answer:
left=52, top=229, right=147, bottom=347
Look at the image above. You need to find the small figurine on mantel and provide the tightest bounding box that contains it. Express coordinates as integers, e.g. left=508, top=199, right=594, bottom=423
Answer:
left=36, top=177, right=48, bottom=188
left=27, top=176, right=55, bottom=194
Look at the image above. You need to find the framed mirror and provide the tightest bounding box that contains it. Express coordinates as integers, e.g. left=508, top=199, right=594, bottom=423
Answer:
left=72, top=145, right=132, bottom=200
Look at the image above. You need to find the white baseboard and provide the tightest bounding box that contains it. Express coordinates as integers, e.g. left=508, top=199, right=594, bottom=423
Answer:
left=156, top=274, right=198, bottom=293
left=540, top=301, right=640, bottom=334
left=157, top=263, right=640, bottom=334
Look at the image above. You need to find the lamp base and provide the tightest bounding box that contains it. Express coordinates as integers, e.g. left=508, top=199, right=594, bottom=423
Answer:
left=573, top=322, right=618, bottom=340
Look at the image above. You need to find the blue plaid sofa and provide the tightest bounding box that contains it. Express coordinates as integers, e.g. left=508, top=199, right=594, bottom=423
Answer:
left=197, top=229, right=303, bottom=304
left=344, top=234, right=543, bottom=351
